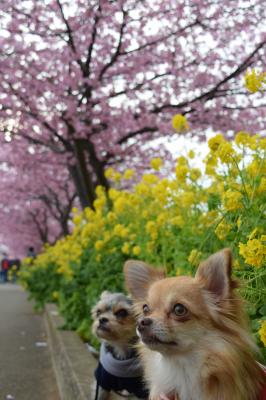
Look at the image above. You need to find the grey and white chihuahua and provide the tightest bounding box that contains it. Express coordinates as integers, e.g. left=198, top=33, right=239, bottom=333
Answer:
left=91, top=291, right=148, bottom=400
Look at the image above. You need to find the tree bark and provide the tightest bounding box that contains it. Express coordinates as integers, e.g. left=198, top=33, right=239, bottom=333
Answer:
left=69, top=139, right=97, bottom=209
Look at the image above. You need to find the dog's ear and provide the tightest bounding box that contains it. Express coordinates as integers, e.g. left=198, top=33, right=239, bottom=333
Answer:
left=195, top=248, right=234, bottom=300
left=124, top=260, right=165, bottom=300
left=100, top=290, right=111, bottom=300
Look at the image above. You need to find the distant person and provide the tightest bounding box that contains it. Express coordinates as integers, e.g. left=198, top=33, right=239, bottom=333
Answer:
left=27, top=247, right=36, bottom=259
left=0, top=257, right=2, bottom=283
left=1, top=253, right=9, bottom=283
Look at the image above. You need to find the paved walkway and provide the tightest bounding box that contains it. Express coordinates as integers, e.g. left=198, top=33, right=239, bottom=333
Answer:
left=0, top=284, right=60, bottom=400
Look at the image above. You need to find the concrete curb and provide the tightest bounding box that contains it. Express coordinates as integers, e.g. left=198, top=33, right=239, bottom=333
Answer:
left=44, top=303, right=97, bottom=400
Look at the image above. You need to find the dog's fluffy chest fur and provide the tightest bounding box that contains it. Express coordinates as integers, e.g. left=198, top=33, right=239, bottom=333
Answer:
left=142, top=348, right=203, bottom=400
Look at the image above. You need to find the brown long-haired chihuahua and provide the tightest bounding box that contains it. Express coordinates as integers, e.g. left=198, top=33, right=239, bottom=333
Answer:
left=124, top=249, right=266, bottom=400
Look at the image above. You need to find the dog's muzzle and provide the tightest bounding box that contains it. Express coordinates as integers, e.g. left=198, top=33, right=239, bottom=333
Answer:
left=137, top=317, right=177, bottom=346
left=137, top=317, right=153, bottom=332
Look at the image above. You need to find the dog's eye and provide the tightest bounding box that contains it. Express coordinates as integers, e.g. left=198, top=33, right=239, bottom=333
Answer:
left=143, top=304, right=150, bottom=314
left=115, top=309, right=128, bottom=318
left=173, top=303, right=187, bottom=316
left=96, top=309, right=102, bottom=317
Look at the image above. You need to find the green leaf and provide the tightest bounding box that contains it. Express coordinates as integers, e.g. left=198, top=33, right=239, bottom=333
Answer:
left=259, top=304, right=266, bottom=316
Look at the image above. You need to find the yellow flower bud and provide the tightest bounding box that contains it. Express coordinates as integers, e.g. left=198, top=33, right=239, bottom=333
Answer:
left=172, top=114, right=189, bottom=133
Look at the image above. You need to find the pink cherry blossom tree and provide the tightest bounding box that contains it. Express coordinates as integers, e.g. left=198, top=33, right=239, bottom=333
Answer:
left=1, top=0, right=265, bottom=208
left=0, top=139, right=76, bottom=256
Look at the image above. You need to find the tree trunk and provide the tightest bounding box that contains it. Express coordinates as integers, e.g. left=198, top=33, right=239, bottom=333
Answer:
left=60, top=217, right=69, bottom=236
left=83, top=139, right=110, bottom=190
left=69, top=139, right=97, bottom=209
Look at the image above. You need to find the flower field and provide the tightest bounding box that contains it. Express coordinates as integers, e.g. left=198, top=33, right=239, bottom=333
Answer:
left=20, top=131, right=266, bottom=358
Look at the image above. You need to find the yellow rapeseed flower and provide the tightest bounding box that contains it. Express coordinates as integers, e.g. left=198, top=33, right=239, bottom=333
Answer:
left=132, top=246, right=141, bottom=256
left=122, top=242, right=130, bottom=255
left=222, top=190, right=243, bottom=211
left=95, top=185, right=105, bottom=197
left=150, top=157, right=163, bottom=171
left=175, top=165, right=189, bottom=182
left=157, top=213, right=167, bottom=226
left=52, top=291, right=59, bottom=300
left=248, top=228, right=259, bottom=240
left=114, top=224, right=126, bottom=237
left=84, top=207, right=94, bottom=220
left=239, top=237, right=266, bottom=267
left=208, top=134, right=224, bottom=152
left=152, top=182, right=168, bottom=205
left=107, top=211, right=116, bottom=222
left=258, top=177, right=266, bottom=194
left=114, top=197, right=127, bottom=213
left=248, top=134, right=260, bottom=150
left=103, top=232, right=111, bottom=242
left=180, top=191, right=194, bottom=207
left=57, top=264, right=73, bottom=279
left=146, top=220, right=157, bottom=234
left=258, top=137, right=266, bottom=150
left=259, top=321, right=266, bottom=347
left=177, top=156, right=188, bottom=166
left=142, top=210, right=149, bottom=218
left=105, top=167, right=115, bottom=179
left=146, top=241, right=154, bottom=254
left=142, top=174, right=159, bottom=185
left=73, top=214, right=82, bottom=227
left=172, top=114, right=189, bottom=133
left=215, top=221, right=231, bottom=240
left=244, top=68, right=266, bottom=93
left=205, top=154, right=218, bottom=176
left=145, top=220, right=158, bottom=240
left=171, top=216, right=185, bottom=228
left=113, top=172, right=121, bottom=182
left=135, top=182, right=150, bottom=195
left=190, top=168, right=201, bottom=181
left=95, top=240, right=104, bottom=251
left=188, top=150, right=195, bottom=159
left=188, top=249, right=202, bottom=266
left=71, top=207, right=79, bottom=215
left=235, top=131, right=251, bottom=147
left=216, top=141, right=235, bottom=163
left=109, top=188, right=120, bottom=200
left=199, top=210, right=218, bottom=227
left=246, top=159, right=260, bottom=178
left=123, top=169, right=135, bottom=180
left=93, top=197, right=106, bottom=211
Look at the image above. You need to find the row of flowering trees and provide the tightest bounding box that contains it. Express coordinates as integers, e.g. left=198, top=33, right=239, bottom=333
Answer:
left=0, top=140, right=77, bottom=254
left=21, top=129, right=266, bottom=360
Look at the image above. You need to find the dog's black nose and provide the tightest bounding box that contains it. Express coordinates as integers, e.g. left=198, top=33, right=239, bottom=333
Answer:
left=99, top=317, right=109, bottom=325
left=137, top=317, right=153, bottom=331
